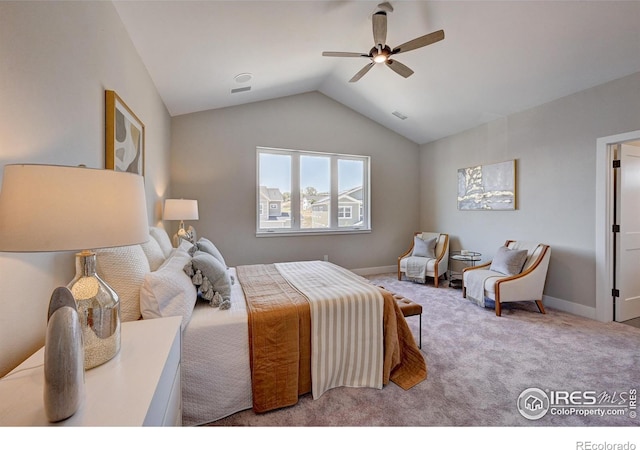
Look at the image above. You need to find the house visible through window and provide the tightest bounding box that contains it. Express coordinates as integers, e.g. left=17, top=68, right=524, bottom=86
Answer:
left=257, top=147, right=370, bottom=235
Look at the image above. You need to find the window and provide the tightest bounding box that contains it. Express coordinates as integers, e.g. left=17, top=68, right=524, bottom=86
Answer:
left=338, top=206, right=352, bottom=219
left=257, top=147, right=370, bottom=235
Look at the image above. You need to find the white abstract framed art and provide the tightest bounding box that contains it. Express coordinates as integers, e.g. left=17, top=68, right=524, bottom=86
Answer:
left=457, top=159, right=516, bottom=210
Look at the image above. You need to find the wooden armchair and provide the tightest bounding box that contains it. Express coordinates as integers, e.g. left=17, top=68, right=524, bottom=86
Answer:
left=398, top=232, right=449, bottom=288
left=462, top=240, right=551, bottom=316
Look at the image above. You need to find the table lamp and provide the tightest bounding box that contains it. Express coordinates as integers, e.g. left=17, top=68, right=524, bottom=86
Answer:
left=0, top=164, right=149, bottom=370
left=163, top=198, right=198, bottom=246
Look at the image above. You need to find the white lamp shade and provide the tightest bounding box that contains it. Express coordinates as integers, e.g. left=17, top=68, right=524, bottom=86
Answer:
left=163, top=199, right=199, bottom=221
left=0, top=164, right=149, bottom=252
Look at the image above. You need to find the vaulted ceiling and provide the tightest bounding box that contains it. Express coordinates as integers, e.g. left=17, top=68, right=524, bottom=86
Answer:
left=113, top=1, right=640, bottom=145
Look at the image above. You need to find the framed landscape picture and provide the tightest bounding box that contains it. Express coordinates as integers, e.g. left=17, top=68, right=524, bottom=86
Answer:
left=457, top=159, right=516, bottom=210
left=105, top=90, right=145, bottom=176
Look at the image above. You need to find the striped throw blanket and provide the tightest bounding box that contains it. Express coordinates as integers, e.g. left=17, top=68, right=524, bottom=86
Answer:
left=237, top=260, right=426, bottom=414
left=276, top=261, right=384, bottom=398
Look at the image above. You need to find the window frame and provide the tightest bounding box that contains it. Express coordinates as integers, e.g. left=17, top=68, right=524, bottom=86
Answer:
left=256, top=146, right=371, bottom=236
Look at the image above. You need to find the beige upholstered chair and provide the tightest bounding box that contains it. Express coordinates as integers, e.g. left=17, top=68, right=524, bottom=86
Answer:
left=462, top=240, right=551, bottom=316
left=398, top=232, right=449, bottom=288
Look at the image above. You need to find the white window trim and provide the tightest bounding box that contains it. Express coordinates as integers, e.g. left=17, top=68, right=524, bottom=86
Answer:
left=256, top=146, right=371, bottom=236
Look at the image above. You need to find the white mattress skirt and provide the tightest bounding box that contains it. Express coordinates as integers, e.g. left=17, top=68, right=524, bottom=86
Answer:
left=181, top=268, right=252, bottom=426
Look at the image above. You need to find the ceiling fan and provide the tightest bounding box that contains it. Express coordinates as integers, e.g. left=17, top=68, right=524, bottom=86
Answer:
left=322, top=2, right=445, bottom=82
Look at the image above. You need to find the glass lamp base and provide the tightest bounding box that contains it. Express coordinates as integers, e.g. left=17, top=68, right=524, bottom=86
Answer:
left=67, top=251, right=121, bottom=370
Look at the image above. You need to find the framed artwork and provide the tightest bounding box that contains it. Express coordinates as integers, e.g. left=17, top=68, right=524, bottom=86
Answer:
left=105, top=90, right=145, bottom=176
left=457, top=159, right=516, bottom=210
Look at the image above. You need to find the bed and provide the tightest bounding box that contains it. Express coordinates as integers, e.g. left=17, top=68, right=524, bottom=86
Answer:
left=95, top=227, right=427, bottom=426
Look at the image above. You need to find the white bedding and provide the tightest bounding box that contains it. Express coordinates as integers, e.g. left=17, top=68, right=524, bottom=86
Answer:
left=181, top=268, right=252, bottom=426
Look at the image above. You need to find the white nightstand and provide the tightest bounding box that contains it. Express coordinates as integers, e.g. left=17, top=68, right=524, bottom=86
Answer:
left=0, top=315, right=182, bottom=426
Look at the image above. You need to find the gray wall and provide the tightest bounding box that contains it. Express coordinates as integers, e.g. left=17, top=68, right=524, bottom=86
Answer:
left=419, top=71, right=640, bottom=313
left=0, top=1, right=172, bottom=376
left=170, top=92, right=420, bottom=270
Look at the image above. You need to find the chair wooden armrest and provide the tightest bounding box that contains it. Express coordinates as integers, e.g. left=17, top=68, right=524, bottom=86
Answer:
left=398, top=244, right=415, bottom=261
left=462, top=261, right=491, bottom=273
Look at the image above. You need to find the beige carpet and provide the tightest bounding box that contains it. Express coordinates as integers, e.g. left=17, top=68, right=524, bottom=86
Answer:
left=208, top=273, right=640, bottom=427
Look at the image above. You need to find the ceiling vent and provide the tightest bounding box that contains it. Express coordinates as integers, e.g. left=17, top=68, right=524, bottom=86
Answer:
left=231, top=86, right=251, bottom=94
left=392, top=110, right=408, bottom=120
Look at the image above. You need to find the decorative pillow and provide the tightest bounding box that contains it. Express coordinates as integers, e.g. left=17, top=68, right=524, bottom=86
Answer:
left=179, top=238, right=197, bottom=256
left=412, top=236, right=437, bottom=259
left=490, top=246, right=528, bottom=276
left=196, top=237, right=227, bottom=268
left=149, top=226, right=174, bottom=259
left=141, top=236, right=166, bottom=271
left=96, top=244, right=150, bottom=322
left=185, top=250, right=231, bottom=309
left=139, top=248, right=197, bottom=329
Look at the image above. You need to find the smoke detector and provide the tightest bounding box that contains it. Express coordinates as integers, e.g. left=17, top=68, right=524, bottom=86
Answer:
left=234, top=73, right=253, bottom=83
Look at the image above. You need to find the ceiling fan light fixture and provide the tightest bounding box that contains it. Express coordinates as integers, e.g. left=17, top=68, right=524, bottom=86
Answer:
left=373, top=53, right=387, bottom=63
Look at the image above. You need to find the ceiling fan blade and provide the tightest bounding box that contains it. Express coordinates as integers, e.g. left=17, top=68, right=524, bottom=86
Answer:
left=372, top=11, right=387, bottom=47
left=386, top=59, right=414, bottom=78
left=322, top=51, right=368, bottom=58
left=392, top=29, right=445, bottom=55
left=349, top=63, right=375, bottom=83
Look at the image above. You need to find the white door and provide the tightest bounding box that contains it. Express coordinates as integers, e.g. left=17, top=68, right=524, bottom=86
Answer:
left=615, top=142, right=640, bottom=322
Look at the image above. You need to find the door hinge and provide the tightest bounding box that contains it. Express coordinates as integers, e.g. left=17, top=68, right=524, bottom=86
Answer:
left=612, top=224, right=620, bottom=233
left=612, top=288, right=620, bottom=297
left=613, top=160, right=621, bottom=168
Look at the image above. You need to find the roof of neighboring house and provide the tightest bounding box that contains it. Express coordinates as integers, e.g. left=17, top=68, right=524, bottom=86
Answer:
left=313, top=186, right=363, bottom=205
left=260, top=186, right=283, bottom=202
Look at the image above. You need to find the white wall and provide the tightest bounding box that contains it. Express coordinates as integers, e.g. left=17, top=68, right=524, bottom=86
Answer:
left=419, top=71, right=640, bottom=313
left=170, top=92, right=420, bottom=270
left=0, top=1, right=171, bottom=376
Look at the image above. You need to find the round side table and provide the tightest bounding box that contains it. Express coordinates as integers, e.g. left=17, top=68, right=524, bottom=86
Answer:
left=448, top=251, right=481, bottom=288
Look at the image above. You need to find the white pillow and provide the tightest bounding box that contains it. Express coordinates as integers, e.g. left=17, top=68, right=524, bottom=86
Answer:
left=96, top=245, right=150, bottom=322
left=140, top=248, right=197, bottom=329
left=141, top=236, right=166, bottom=271
left=178, top=238, right=196, bottom=255
left=149, top=226, right=174, bottom=259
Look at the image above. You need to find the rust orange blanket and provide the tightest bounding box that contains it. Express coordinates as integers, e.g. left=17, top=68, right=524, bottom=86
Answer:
left=237, top=262, right=427, bottom=414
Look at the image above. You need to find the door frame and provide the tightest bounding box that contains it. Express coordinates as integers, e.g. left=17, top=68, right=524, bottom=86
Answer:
left=596, top=129, right=640, bottom=322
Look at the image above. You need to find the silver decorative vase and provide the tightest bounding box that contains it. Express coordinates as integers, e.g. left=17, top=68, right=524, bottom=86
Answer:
left=44, top=287, right=85, bottom=422
left=67, top=250, right=121, bottom=369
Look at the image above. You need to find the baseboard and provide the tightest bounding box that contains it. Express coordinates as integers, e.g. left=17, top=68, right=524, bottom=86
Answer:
left=351, top=265, right=396, bottom=276
left=543, top=294, right=597, bottom=320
